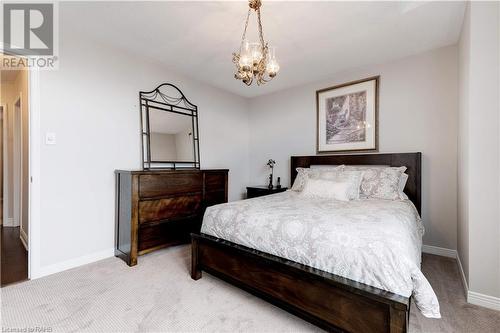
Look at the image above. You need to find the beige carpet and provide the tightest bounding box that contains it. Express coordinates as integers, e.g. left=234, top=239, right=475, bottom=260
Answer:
left=1, top=245, right=499, bottom=333
left=410, top=254, right=499, bottom=332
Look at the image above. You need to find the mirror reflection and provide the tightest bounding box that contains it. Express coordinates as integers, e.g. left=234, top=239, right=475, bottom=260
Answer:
left=149, top=110, right=193, bottom=162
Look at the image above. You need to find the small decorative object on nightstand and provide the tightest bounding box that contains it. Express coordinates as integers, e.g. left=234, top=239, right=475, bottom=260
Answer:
left=267, top=159, right=276, bottom=189
left=276, top=177, right=281, bottom=189
left=247, top=186, right=288, bottom=199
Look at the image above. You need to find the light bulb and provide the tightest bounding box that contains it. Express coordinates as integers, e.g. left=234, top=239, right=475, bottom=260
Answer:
left=266, top=47, right=279, bottom=77
left=266, top=60, right=279, bottom=77
left=250, top=42, right=263, bottom=64
left=239, top=55, right=252, bottom=71
left=238, top=40, right=252, bottom=71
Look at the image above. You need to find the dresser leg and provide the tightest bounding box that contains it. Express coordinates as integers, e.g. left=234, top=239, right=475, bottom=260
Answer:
left=191, top=236, right=202, bottom=280
left=129, top=256, right=137, bottom=267
left=115, top=249, right=137, bottom=267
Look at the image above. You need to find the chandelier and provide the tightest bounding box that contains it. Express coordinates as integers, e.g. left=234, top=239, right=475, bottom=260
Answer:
left=232, top=0, right=280, bottom=86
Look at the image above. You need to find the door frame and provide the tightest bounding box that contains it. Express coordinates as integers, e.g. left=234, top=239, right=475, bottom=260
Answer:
left=1, top=103, right=7, bottom=227
left=12, top=95, right=22, bottom=230
left=28, top=68, right=41, bottom=279
left=1, top=53, right=41, bottom=279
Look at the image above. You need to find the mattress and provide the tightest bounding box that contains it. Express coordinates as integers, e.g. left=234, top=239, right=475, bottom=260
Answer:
left=200, top=190, right=440, bottom=318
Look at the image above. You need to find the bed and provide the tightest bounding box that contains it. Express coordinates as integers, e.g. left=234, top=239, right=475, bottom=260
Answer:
left=191, top=153, right=438, bottom=333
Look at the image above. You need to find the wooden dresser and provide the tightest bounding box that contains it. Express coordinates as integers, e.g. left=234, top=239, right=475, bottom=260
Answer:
left=115, top=169, right=228, bottom=266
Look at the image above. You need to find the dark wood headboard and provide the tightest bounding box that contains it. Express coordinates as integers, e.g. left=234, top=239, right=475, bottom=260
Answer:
left=291, top=153, right=422, bottom=213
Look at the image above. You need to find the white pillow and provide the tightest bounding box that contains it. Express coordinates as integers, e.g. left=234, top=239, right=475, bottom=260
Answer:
left=291, top=166, right=344, bottom=192
left=300, top=178, right=351, bottom=201
left=399, top=173, right=409, bottom=200
left=319, top=170, right=364, bottom=200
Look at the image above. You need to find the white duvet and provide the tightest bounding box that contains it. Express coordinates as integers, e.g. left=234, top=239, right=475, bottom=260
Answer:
left=201, top=191, right=440, bottom=318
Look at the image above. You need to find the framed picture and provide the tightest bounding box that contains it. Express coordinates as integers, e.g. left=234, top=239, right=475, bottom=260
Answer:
left=316, top=76, right=379, bottom=153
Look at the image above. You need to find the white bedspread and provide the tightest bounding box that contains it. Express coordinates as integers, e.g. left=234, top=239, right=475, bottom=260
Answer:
left=200, top=191, right=440, bottom=318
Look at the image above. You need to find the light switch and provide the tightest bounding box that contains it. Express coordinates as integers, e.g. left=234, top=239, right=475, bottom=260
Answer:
left=45, top=132, right=56, bottom=145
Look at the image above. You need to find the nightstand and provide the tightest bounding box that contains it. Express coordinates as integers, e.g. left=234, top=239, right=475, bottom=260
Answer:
left=246, top=186, right=288, bottom=199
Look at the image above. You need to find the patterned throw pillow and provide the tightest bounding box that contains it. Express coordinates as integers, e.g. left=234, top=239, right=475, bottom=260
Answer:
left=300, top=179, right=352, bottom=201
left=318, top=170, right=364, bottom=200
left=291, top=166, right=344, bottom=192
left=345, top=166, right=407, bottom=200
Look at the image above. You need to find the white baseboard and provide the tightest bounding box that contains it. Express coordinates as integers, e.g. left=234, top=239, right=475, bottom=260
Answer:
left=422, top=244, right=457, bottom=258
left=32, top=248, right=114, bottom=279
left=426, top=246, right=500, bottom=312
left=19, top=227, right=28, bottom=251
left=468, top=291, right=500, bottom=311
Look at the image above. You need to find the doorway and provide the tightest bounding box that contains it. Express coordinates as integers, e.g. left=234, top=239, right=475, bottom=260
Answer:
left=1, top=65, right=29, bottom=286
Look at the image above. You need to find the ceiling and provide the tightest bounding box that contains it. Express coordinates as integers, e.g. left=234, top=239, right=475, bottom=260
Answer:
left=61, top=1, right=466, bottom=98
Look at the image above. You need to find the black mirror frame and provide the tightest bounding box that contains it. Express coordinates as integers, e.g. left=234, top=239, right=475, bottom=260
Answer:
left=139, top=83, right=200, bottom=170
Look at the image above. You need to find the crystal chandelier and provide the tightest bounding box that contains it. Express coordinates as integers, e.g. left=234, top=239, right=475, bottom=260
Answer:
left=232, top=0, right=279, bottom=86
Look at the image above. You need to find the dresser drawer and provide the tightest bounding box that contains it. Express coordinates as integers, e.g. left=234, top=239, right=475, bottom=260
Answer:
left=139, top=173, right=202, bottom=198
left=139, top=194, right=202, bottom=224
left=138, top=218, right=200, bottom=253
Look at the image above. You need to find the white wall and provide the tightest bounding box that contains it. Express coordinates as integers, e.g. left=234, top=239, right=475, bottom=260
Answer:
left=248, top=45, right=458, bottom=250
left=35, top=29, right=249, bottom=273
left=458, top=1, right=500, bottom=300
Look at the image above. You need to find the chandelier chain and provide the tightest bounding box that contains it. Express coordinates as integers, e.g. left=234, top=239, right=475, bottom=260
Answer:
left=239, top=8, right=251, bottom=52
left=256, top=8, right=265, bottom=47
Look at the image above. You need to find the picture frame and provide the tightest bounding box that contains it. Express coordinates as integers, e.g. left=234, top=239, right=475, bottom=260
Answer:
left=316, top=76, right=379, bottom=154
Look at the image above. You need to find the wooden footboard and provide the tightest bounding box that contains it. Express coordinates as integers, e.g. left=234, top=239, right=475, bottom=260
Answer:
left=191, top=233, right=409, bottom=333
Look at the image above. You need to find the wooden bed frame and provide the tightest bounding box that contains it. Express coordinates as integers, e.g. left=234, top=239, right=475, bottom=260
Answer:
left=191, top=153, right=421, bottom=333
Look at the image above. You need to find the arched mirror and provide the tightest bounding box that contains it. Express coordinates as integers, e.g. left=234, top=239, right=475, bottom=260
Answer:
left=140, top=83, right=200, bottom=169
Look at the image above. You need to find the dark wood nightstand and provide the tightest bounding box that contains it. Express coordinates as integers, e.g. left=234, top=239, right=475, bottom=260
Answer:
left=246, top=186, right=288, bottom=199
